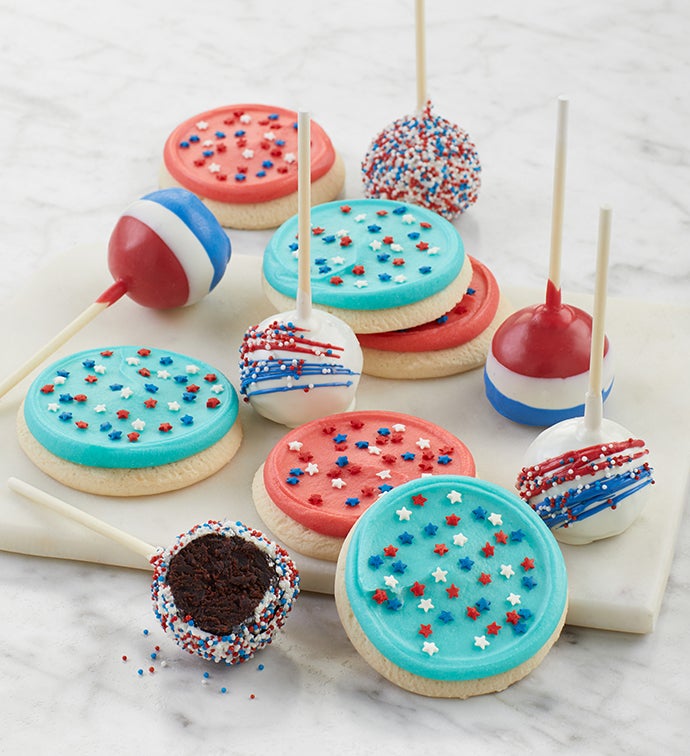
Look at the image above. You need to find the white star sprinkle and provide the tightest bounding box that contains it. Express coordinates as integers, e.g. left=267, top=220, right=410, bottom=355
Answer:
left=284, top=152, right=296, bottom=163
left=369, top=240, right=382, bottom=251
left=474, top=636, right=490, bottom=650
left=94, top=364, right=106, bottom=374
left=402, top=213, right=416, bottom=224
left=376, top=469, right=392, bottom=480
left=384, top=575, right=398, bottom=588
left=195, top=120, right=209, bottom=130
left=427, top=246, right=440, bottom=255
left=305, top=462, right=319, bottom=476
left=168, top=401, right=180, bottom=411
left=54, top=376, right=66, bottom=385
left=354, top=213, right=367, bottom=222
left=396, top=506, right=412, bottom=521
left=157, top=370, right=171, bottom=380
left=446, top=490, right=463, bottom=504
left=392, top=423, right=406, bottom=432
left=501, top=565, right=516, bottom=579
left=242, top=149, right=254, bottom=159
left=239, top=114, right=252, bottom=124
left=507, top=593, right=521, bottom=606
left=186, top=365, right=200, bottom=374
left=131, top=418, right=146, bottom=431
left=416, top=438, right=431, bottom=450
left=432, top=567, right=448, bottom=583
left=263, top=132, right=275, bottom=141
left=354, top=280, right=368, bottom=288
left=453, top=532, right=468, bottom=547
left=120, top=387, right=133, bottom=399
left=390, top=243, right=403, bottom=252
left=393, top=274, right=407, bottom=283
left=288, top=441, right=303, bottom=451
left=330, top=256, right=345, bottom=265
left=208, top=162, right=222, bottom=173
left=94, top=404, right=107, bottom=413
left=368, top=446, right=382, bottom=456
left=125, top=357, right=139, bottom=366
left=488, top=512, right=503, bottom=526
left=331, top=478, right=346, bottom=489
left=418, top=598, right=434, bottom=612
left=422, top=641, right=439, bottom=657
left=210, top=384, right=224, bottom=394
left=47, top=403, right=59, bottom=412
left=335, top=229, right=348, bottom=238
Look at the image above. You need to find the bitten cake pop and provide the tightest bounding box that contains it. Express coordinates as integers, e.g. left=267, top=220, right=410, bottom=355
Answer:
left=361, top=0, right=481, bottom=220
left=239, top=112, right=362, bottom=427
left=159, top=103, right=345, bottom=229
left=484, top=97, right=613, bottom=426
left=8, top=478, right=299, bottom=664
left=0, top=188, right=231, bottom=401
left=515, top=208, right=654, bottom=545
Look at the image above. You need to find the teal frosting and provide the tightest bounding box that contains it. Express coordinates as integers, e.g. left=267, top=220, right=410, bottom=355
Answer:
left=344, top=475, right=567, bottom=681
left=263, top=199, right=465, bottom=310
left=23, top=346, right=239, bottom=469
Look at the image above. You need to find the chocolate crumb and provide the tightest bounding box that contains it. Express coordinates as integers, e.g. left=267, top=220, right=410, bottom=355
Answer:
left=167, top=533, right=276, bottom=635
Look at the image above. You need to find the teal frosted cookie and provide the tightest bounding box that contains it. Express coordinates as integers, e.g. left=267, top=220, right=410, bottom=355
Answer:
left=18, top=346, right=242, bottom=496
left=334, top=475, right=567, bottom=698
left=262, top=199, right=472, bottom=334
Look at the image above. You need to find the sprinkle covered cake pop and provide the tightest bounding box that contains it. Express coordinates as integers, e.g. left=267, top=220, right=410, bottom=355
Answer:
left=241, top=112, right=363, bottom=427
left=484, top=97, right=613, bottom=426
left=8, top=479, right=300, bottom=665
left=515, top=208, right=653, bottom=544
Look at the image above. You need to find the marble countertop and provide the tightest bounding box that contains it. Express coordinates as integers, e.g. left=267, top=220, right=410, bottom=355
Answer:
left=0, top=1, right=688, bottom=753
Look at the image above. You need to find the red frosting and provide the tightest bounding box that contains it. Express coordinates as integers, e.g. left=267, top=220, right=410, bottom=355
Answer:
left=356, top=257, right=499, bottom=352
left=162, top=104, right=337, bottom=204
left=262, top=411, right=476, bottom=538
left=491, top=280, right=609, bottom=378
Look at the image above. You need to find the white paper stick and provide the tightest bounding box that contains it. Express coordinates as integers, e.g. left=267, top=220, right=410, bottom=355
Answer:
left=415, top=0, right=427, bottom=111
left=8, top=477, right=158, bottom=560
left=296, top=110, right=312, bottom=325
left=584, top=206, right=613, bottom=432
left=547, top=95, right=569, bottom=298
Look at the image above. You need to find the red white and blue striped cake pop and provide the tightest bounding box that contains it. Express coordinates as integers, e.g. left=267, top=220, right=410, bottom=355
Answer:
left=106, top=188, right=231, bottom=309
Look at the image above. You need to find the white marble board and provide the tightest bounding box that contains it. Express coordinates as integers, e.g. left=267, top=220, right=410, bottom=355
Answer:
left=0, top=245, right=687, bottom=634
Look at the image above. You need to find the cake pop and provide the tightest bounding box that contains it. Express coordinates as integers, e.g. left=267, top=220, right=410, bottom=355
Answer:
left=239, top=112, right=362, bottom=427
left=484, top=97, right=613, bottom=426
left=515, top=208, right=653, bottom=545
left=7, top=478, right=299, bottom=664
left=361, top=0, right=481, bottom=220
left=0, top=188, right=231, bottom=401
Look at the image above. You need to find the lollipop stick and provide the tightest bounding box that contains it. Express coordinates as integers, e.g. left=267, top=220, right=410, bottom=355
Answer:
left=0, top=279, right=127, bottom=401
left=584, top=206, right=613, bottom=432
left=546, top=95, right=569, bottom=308
left=415, top=0, right=427, bottom=111
left=296, top=110, right=313, bottom=325
left=7, top=477, right=157, bottom=560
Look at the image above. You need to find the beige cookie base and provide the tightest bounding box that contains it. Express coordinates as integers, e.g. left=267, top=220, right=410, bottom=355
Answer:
left=334, top=527, right=568, bottom=699
left=360, top=293, right=513, bottom=379
left=17, top=405, right=243, bottom=497
left=159, top=153, right=345, bottom=230
left=262, top=253, right=473, bottom=335
left=252, top=464, right=343, bottom=562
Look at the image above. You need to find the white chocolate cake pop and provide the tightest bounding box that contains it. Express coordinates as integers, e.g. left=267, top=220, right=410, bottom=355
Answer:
left=515, top=208, right=653, bottom=544
left=240, top=111, right=362, bottom=427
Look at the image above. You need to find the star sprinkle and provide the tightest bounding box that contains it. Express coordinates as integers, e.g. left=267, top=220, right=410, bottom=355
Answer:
left=507, top=593, right=521, bottom=606
left=432, top=567, right=448, bottom=583
left=500, top=564, right=516, bottom=579
left=396, top=506, right=412, bottom=521
left=446, top=490, right=463, bottom=504
left=422, top=641, right=439, bottom=657
left=418, top=598, right=434, bottom=613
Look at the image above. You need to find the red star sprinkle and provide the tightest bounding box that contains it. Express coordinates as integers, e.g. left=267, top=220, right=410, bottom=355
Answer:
left=521, top=557, right=535, bottom=571
left=392, top=258, right=405, bottom=266
left=144, top=398, right=158, bottom=408
left=159, top=423, right=173, bottom=433
left=487, top=622, right=502, bottom=636
left=75, top=421, right=88, bottom=429
left=376, top=210, right=388, bottom=216
left=494, top=530, right=508, bottom=544
left=206, top=397, right=221, bottom=408
left=137, top=349, right=151, bottom=357
left=186, top=384, right=200, bottom=393
left=481, top=542, right=495, bottom=557
left=416, top=241, right=429, bottom=251
left=73, top=394, right=87, bottom=403
left=445, top=513, right=461, bottom=526
left=351, top=265, right=365, bottom=275
left=382, top=236, right=394, bottom=245
left=308, top=494, right=323, bottom=506
left=466, top=606, right=480, bottom=620
left=84, top=375, right=98, bottom=384
left=138, top=368, right=151, bottom=378
left=117, top=410, right=130, bottom=420
left=412, top=494, right=427, bottom=507
left=330, top=276, right=343, bottom=286
left=204, top=373, right=217, bottom=383
left=40, top=384, right=54, bottom=394
left=100, top=350, right=113, bottom=357
left=312, top=226, right=325, bottom=235
left=434, top=543, right=449, bottom=556
left=446, top=584, right=460, bottom=599
left=372, top=589, right=388, bottom=604
left=127, top=432, right=140, bottom=443
left=410, top=582, right=425, bottom=597
left=340, top=205, right=351, bottom=213
left=339, top=236, right=353, bottom=247
left=383, top=545, right=398, bottom=557
left=506, top=611, right=521, bottom=625
left=420, top=222, right=432, bottom=229
left=419, top=624, right=433, bottom=638
left=478, top=572, right=492, bottom=585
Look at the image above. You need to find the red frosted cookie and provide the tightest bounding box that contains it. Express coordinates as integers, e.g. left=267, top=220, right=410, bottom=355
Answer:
left=159, top=104, right=345, bottom=229
left=357, top=257, right=512, bottom=378
left=252, top=411, right=476, bottom=561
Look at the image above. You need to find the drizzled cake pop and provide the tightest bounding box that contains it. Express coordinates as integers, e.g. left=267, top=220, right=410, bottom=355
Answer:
left=361, top=1, right=480, bottom=220
left=8, top=479, right=299, bottom=665
left=484, top=97, right=613, bottom=426
left=0, top=188, right=231, bottom=401
left=240, top=112, right=362, bottom=427
left=515, top=208, right=653, bottom=545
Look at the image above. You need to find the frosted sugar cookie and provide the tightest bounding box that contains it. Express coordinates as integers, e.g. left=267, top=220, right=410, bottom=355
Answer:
left=252, top=410, right=475, bottom=561
left=261, top=199, right=472, bottom=334
left=357, top=257, right=511, bottom=379
left=17, top=346, right=242, bottom=496
left=335, top=475, right=568, bottom=698
left=159, top=104, right=345, bottom=229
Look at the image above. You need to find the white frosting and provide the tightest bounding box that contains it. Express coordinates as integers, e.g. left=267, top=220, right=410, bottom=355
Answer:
left=240, top=309, right=363, bottom=427
left=521, top=417, right=652, bottom=545
left=485, top=346, right=615, bottom=410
